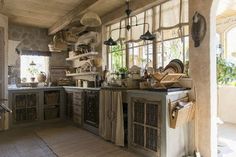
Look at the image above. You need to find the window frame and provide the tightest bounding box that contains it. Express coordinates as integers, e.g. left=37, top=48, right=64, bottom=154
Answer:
left=104, top=0, right=189, bottom=70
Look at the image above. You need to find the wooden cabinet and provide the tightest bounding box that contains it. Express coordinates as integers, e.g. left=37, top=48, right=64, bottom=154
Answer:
left=9, top=88, right=64, bottom=126
left=12, top=93, right=39, bottom=123
left=44, top=91, right=60, bottom=120
left=84, top=90, right=99, bottom=128
left=127, top=90, right=191, bottom=157
left=65, top=92, right=73, bottom=120
left=131, top=99, right=161, bottom=156
left=64, top=88, right=99, bottom=133
left=73, top=91, right=84, bottom=126
left=64, top=88, right=84, bottom=126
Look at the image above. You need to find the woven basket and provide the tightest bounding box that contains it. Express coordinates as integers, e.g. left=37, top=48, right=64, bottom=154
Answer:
left=80, top=12, right=102, bottom=27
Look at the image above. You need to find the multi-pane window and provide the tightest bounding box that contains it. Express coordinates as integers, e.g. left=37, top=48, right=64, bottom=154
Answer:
left=20, top=55, right=49, bottom=82
left=226, top=27, right=236, bottom=64
left=128, top=41, right=153, bottom=69
left=108, top=44, right=126, bottom=72
left=105, top=0, right=189, bottom=71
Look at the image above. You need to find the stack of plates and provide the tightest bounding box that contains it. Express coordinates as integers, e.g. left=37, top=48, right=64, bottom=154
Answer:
left=164, top=59, right=184, bottom=73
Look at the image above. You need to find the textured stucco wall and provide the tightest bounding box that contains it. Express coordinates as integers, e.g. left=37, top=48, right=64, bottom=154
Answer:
left=0, top=14, right=8, bottom=99
left=189, top=0, right=218, bottom=157
left=8, top=23, right=49, bottom=51
left=218, top=86, right=236, bottom=124
left=8, top=24, right=69, bottom=84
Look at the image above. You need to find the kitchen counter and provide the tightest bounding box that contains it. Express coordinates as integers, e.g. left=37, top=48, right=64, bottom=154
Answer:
left=8, top=86, right=64, bottom=91
left=8, top=85, right=190, bottom=93
left=63, top=86, right=101, bottom=91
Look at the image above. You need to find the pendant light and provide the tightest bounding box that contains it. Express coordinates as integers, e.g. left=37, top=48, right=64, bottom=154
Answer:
left=29, top=61, right=36, bottom=66
left=104, top=0, right=155, bottom=46
left=103, top=37, right=117, bottom=46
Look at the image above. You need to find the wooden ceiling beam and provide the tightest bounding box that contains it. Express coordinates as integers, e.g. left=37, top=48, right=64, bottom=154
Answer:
left=48, top=0, right=98, bottom=35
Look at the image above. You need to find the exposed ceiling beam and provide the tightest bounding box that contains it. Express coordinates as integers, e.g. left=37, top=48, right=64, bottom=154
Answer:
left=102, top=0, right=168, bottom=25
left=48, top=0, right=98, bottom=35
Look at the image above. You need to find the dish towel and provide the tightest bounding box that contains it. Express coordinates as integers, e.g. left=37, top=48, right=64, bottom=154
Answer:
left=99, top=89, right=124, bottom=146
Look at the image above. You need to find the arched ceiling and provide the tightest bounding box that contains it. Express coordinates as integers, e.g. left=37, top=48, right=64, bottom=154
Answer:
left=217, top=0, right=236, bottom=20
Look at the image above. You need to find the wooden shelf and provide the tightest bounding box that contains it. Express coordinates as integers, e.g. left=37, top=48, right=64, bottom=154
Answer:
left=66, top=72, right=99, bottom=77
left=15, top=107, right=36, bottom=110
left=66, top=72, right=99, bottom=82
left=66, top=52, right=98, bottom=61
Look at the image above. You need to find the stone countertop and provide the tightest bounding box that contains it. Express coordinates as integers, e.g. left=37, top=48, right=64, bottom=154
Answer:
left=63, top=86, right=101, bottom=91
left=127, top=88, right=190, bottom=95
left=8, top=86, right=64, bottom=91
left=8, top=86, right=101, bottom=91
left=8, top=86, right=190, bottom=93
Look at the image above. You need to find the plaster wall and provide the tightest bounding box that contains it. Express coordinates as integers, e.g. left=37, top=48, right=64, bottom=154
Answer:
left=0, top=14, right=8, bottom=99
left=218, top=86, right=236, bottom=124
left=189, top=0, right=217, bottom=157
left=8, top=24, right=69, bottom=84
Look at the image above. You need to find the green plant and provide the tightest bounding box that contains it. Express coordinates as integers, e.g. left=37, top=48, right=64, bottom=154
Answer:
left=118, top=67, right=128, bottom=74
left=27, top=66, right=39, bottom=77
left=217, top=57, right=236, bottom=85
left=111, top=44, right=124, bottom=71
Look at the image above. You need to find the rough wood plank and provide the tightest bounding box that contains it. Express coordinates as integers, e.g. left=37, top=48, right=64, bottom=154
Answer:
left=0, top=0, right=84, bottom=28
left=48, top=0, right=98, bottom=35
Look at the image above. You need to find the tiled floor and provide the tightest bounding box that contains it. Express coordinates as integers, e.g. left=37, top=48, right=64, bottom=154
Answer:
left=218, top=123, right=236, bottom=157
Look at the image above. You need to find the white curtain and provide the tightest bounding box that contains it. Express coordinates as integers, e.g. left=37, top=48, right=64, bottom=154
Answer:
left=99, top=90, right=124, bottom=146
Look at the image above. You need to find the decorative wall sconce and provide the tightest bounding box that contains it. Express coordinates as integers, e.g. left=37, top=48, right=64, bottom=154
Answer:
left=191, top=12, right=207, bottom=47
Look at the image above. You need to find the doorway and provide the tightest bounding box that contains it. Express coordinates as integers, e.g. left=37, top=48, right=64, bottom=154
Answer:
left=215, top=0, right=236, bottom=156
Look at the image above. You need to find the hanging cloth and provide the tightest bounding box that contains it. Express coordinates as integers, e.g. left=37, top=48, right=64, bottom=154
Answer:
left=99, top=90, right=124, bottom=146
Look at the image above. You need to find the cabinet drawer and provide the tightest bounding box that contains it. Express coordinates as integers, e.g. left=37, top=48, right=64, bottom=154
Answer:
left=73, top=105, right=82, bottom=115
left=73, top=113, right=82, bottom=125
left=73, top=99, right=83, bottom=106
left=73, top=92, right=84, bottom=100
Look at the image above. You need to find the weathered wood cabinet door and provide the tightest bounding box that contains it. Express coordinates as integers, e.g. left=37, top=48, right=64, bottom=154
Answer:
left=84, top=91, right=99, bottom=128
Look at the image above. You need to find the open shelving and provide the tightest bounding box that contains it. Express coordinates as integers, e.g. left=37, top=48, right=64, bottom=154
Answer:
left=66, top=52, right=98, bottom=61
left=66, top=72, right=99, bottom=77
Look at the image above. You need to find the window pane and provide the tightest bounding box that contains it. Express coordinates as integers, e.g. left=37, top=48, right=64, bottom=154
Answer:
left=227, top=27, right=236, bottom=63
left=128, top=41, right=153, bottom=69
left=163, top=38, right=183, bottom=66
left=20, top=55, right=49, bottom=82
left=109, top=44, right=126, bottom=72
left=156, top=43, right=163, bottom=68
left=184, top=36, right=189, bottom=62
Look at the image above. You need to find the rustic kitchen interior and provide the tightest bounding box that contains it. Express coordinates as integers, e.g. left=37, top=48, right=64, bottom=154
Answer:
left=0, top=0, right=221, bottom=157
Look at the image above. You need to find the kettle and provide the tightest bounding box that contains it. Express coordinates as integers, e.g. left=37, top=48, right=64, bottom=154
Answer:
left=37, top=71, right=47, bottom=82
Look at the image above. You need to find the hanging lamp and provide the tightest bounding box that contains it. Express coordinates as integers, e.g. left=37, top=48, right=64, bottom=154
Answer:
left=104, top=0, right=156, bottom=46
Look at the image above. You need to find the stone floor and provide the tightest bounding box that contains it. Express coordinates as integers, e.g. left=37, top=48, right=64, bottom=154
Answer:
left=0, top=122, right=142, bottom=157
left=218, top=123, right=236, bottom=157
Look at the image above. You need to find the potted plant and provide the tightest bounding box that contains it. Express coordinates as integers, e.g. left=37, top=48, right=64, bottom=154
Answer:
left=118, top=67, right=128, bottom=79
left=217, top=57, right=236, bottom=85
left=27, top=66, right=39, bottom=82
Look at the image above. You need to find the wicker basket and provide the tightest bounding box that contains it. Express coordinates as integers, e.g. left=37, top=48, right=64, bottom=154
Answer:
left=169, top=97, right=195, bottom=129
left=44, top=107, right=59, bottom=120
left=45, top=92, right=59, bottom=105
